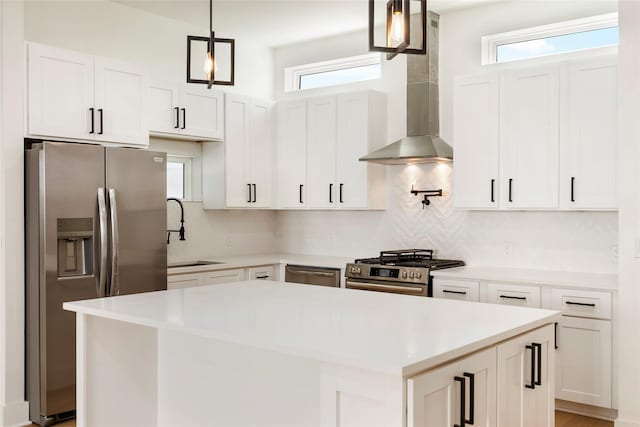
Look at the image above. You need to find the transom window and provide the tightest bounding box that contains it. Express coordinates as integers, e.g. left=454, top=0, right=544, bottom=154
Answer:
left=284, top=53, right=381, bottom=92
left=482, top=13, right=618, bottom=65
left=166, top=156, right=192, bottom=200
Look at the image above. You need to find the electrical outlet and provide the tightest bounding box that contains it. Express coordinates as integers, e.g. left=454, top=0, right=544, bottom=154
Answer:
left=226, top=234, right=233, bottom=248
left=611, top=244, right=619, bottom=263
left=503, top=242, right=511, bottom=257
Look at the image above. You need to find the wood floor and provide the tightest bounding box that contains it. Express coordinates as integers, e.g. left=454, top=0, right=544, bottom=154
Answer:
left=28, top=411, right=614, bottom=427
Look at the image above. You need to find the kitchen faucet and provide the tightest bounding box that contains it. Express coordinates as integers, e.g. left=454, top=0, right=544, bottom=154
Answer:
left=167, top=198, right=186, bottom=244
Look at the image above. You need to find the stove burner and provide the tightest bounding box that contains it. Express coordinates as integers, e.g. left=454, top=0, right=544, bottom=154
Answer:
left=355, top=249, right=464, bottom=270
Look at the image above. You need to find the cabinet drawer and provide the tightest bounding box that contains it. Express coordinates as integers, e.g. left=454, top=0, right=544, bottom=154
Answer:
left=167, top=272, right=203, bottom=290
left=551, top=288, right=611, bottom=319
left=203, top=268, right=245, bottom=285
left=433, top=278, right=480, bottom=301
left=248, top=265, right=275, bottom=281
left=487, top=283, right=541, bottom=308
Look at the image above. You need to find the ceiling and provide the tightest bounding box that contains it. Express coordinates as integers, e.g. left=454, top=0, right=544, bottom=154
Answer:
left=115, top=0, right=506, bottom=47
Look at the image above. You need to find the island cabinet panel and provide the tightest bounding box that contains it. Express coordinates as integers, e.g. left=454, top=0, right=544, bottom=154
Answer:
left=408, top=347, right=496, bottom=427
left=497, top=326, right=554, bottom=427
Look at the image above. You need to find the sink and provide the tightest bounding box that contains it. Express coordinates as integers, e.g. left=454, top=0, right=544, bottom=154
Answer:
left=168, top=260, right=225, bottom=268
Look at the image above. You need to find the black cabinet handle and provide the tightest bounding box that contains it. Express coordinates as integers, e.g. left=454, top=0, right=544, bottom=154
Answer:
left=181, top=108, right=186, bottom=129
left=329, top=183, right=333, bottom=204
left=174, top=107, right=180, bottom=129
left=89, top=108, right=95, bottom=134
left=339, top=183, right=344, bottom=203
left=555, top=322, right=558, bottom=350
left=570, top=177, right=575, bottom=202
left=499, top=295, right=526, bottom=301
left=463, top=372, right=475, bottom=426
left=525, top=344, right=535, bottom=389
left=565, top=301, right=596, bottom=307
left=443, top=289, right=467, bottom=295
left=508, top=178, right=513, bottom=202
left=256, top=275, right=269, bottom=279
left=533, top=342, right=542, bottom=386
left=299, top=184, right=304, bottom=204
left=252, top=184, right=257, bottom=203
left=247, top=184, right=252, bottom=203
left=98, top=108, right=104, bottom=135
left=454, top=376, right=466, bottom=427
left=491, top=179, right=495, bottom=203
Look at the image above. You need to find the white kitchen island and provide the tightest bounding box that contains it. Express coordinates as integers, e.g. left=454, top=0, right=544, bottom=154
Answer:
left=64, top=280, right=560, bottom=427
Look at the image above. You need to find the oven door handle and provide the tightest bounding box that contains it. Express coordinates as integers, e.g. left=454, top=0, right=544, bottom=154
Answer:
left=346, top=281, right=425, bottom=295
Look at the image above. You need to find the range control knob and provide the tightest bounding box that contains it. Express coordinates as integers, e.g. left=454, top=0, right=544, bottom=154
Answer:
left=416, top=272, right=422, bottom=279
left=350, top=266, right=361, bottom=275
left=402, top=271, right=408, bottom=278
left=409, top=271, right=415, bottom=279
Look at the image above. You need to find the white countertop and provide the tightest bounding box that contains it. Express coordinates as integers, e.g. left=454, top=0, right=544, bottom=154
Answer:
left=64, top=280, right=560, bottom=377
left=431, top=266, right=617, bottom=291
left=167, top=253, right=353, bottom=274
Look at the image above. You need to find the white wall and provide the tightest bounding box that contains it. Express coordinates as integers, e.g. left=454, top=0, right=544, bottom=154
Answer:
left=615, top=2, right=640, bottom=425
left=273, top=1, right=619, bottom=274
left=24, top=0, right=275, bottom=100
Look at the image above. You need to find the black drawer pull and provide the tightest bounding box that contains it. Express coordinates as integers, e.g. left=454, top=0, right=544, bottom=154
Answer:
left=339, top=183, right=344, bottom=203
left=565, top=301, right=596, bottom=307
left=463, top=372, right=475, bottom=425
left=491, top=179, right=495, bottom=203
left=454, top=376, right=466, bottom=427
left=499, top=295, right=526, bottom=301
left=247, top=184, right=252, bottom=203
left=508, top=178, right=513, bottom=202
left=181, top=108, right=186, bottom=129
left=329, top=183, right=333, bottom=204
left=443, top=289, right=467, bottom=295
left=252, top=184, right=257, bottom=203
left=299, top=184, right=304, bottom=204
left=256, top=275, right=269, bottom=280
left=554, top=322, right=558, bottom=350
left=174, top=107, right=180, bottom=128
left=571, top=177, right=575, bottom=202
left=533, top=342, right=542, bottom=386
left=89, top=107, right=95, bottom=134
left=98, top=108, right=104, bottom=135
left=525, top=344, right=535, bottom=389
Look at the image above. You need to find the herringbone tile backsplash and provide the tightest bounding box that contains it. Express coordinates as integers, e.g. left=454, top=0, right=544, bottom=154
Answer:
left=276, top=163, right=619, bottom=274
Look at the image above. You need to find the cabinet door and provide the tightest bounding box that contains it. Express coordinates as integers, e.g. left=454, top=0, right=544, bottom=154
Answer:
left=487, top=283, right=541, bottom=308
left=27, top=43, right=95, bottom=140
left=181, top=86, right=224, bottom=140
left=249, top=100, right=274, bottom=208
left=306, top=96, right=337, bottom=209
left=94, top=57, right=148, bottom=146
left=555, top=317, right=612, bottom=407
left=453, top=73, right=500, bottom=209
left=277, top=100, right=307, bottom=208
left=148, top=81, right=181, bottom=135
left=336, top=92, right=370, bottom=209
left=560, top=57, right=617, bottom=209
left=225, top=95, right=251, bottom=207
left=501, top=66, right=560, bottom=209
left=497, top=325, right=554, bottom=427
left=433, top=278, right=480, bottom=302
left=202, top=269, right=245, bottom=285
left=167, top=273, right=204, bottom=290
left=408, top=362, right=458, bottom=427
left=248, top=266, right=275, bottom=280
left=458, top=347, right=497, bottom=427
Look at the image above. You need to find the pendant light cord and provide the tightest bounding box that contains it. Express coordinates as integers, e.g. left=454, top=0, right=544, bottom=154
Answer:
left=209, top=0, right=213, bottom=34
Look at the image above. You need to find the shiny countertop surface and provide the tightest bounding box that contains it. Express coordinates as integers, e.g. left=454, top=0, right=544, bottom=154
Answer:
left=64, top=281, right=560, bottom=377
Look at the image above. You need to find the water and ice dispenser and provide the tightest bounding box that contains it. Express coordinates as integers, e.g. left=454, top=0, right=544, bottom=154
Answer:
left=57, top=218, right=94, bottom=278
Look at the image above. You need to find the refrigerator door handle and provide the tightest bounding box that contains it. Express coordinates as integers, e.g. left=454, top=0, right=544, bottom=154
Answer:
left=97, top=188, right=108, bottom=297
left=108, top=188, right=120, bottom=297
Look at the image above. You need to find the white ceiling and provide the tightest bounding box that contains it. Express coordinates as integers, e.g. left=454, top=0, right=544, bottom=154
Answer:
left=115, top=0, right=506, bottom=47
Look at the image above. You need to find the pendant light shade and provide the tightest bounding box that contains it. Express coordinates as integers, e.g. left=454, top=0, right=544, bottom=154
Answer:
left=186, top=0, right=235, bottom=87
left=368, top=0, right=427, bottom=60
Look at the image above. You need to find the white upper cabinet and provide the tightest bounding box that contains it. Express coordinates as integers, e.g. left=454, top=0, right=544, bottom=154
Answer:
left=277, top=100, right=308, bottom=208
left=501, top=64, right=560, bottom=209
left=26, top=42, right=149, bottom=146
left=560, top=56, right=617, bottom=209
left=453, top=73, right=500, bottom=209
left=249, top=100, right=274, bottom=208
left=276, top=91, right=386, bottom=210
left=94, top=57, right=147, bottom=146
left=306, top=96, right=337, bottom=209
left=224, top=95, right=252, bottom=207
left=27, top=43, right=94, bottom=141
left=147, top=81, right=224, bottom=141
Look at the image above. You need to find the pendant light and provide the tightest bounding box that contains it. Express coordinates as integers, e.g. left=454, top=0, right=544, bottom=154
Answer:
left=186, top=0, right=235, bottom=87
left=368, top=0, right=426, bottom=60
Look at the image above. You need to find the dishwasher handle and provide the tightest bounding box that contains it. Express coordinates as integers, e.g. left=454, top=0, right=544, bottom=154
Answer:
left=284, top=265, right=341, bottom=288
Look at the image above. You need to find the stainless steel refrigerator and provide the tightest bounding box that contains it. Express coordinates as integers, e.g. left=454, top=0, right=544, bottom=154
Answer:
left=25, top=141, right=167, bottom=426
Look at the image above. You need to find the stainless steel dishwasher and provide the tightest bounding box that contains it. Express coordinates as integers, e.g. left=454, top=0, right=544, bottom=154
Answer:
left=284, top=264, right=341, bottom=287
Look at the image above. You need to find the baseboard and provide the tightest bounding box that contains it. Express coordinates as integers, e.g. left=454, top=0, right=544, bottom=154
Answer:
left=556, top=399, right=618, bottom=421
left=0, top=400, right=29, bottom=427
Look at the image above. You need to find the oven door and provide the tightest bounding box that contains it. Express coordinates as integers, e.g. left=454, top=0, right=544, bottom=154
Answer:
left=345, top=278, right=428, bottom=297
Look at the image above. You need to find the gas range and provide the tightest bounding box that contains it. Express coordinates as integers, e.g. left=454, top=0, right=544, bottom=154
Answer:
left=345, top=249, right=465, bottom=297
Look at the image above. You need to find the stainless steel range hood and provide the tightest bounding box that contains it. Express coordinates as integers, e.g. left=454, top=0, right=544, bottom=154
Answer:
left=360, top=11, right=453, bottom=165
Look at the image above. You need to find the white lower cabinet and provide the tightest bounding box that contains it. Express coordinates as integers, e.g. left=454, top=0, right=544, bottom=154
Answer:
left=487, top=282, right=541, bottom=308
left=497, top=326, right=554, bottom=427
left=167, top=272, right=203, bottom=290
left=168, top=265, right=278, bottom=289
left=555, top=316, right=612, bottom=407
left=247, top=265, right=275, bottom=280
left=433, top=278, right=480, bottom=302
left=409, top=325, right=554, bottom=427
left=203, top=269, right=245, bottom=285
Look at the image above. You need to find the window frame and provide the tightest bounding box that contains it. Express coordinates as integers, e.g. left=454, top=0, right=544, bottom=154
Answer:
left=481, top=12, right=618, bottom=65
left=284, top=53, right=382, bottom=92
left=166, top=155, right=193, bottom=201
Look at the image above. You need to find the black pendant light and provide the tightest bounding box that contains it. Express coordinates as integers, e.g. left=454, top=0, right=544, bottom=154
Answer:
left=186, top=0, right=235, bottom=87
left=368, top=0, right=426, bottom=60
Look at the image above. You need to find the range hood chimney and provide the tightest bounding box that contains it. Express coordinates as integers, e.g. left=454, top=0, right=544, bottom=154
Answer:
left=360, top=11, right=453, bottom=165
